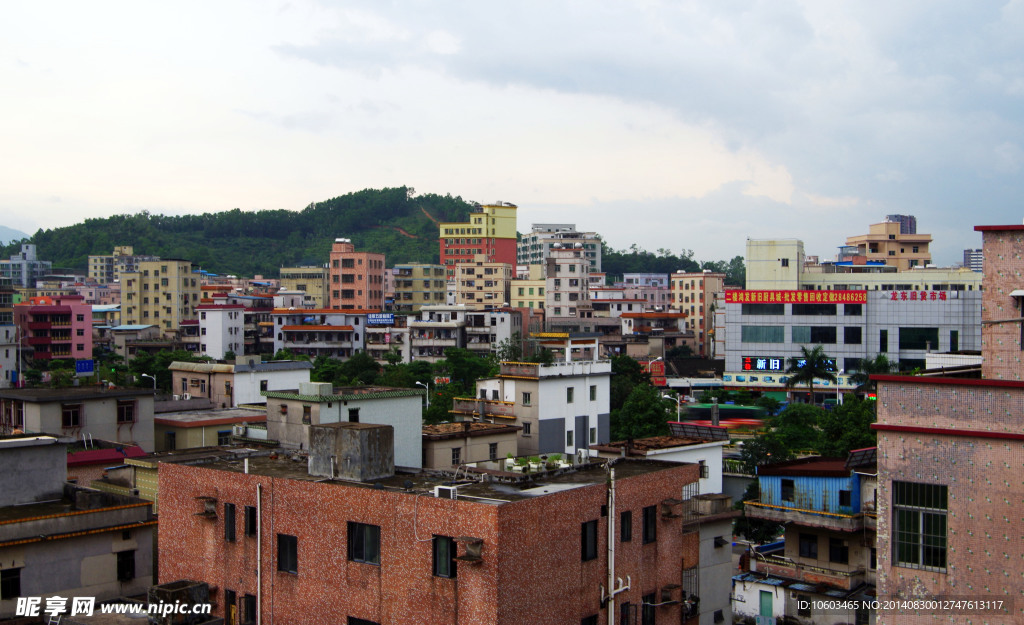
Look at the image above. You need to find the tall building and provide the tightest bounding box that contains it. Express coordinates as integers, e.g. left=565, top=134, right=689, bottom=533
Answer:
left=14, top=295, right=93, bottom=362
left=845, top=220, right=932, bottom=270
left=0, top=244, right=52, bottom=288
left=0, top=277, right=14, bottom=388
left=439, top=202, right=518, bottom=278
left=963, top=248, right=983, bottom=272
left=88, top=246, right=159, bottom=285
left=392, top=262, right=447, bottom=311
left=121, top=259, right=201, bottom=334
left=328, top=238, right=385, bottom=310
left=454, top=256, right=512, bottom=310
left=517, top=224, right=603, bottom=273
left=279, top=266, right=329, bottom=309
left=884, top=213, right=917, bottom=235
left=671, top=271, right=725, bottom=357
left=545, top=247, right=591, bottom=319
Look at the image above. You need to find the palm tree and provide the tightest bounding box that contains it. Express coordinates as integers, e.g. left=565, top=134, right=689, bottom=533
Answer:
left=849, top=354, right=897, bottom=394
left=784, top=345, right=837, bottom=405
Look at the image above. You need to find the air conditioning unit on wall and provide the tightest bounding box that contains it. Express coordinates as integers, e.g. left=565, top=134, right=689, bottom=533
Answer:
left=434, top=486, right=458, bottom=499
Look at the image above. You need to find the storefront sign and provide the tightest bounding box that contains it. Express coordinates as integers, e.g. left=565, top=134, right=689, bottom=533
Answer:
left=726, top=290, right=867, bottom=304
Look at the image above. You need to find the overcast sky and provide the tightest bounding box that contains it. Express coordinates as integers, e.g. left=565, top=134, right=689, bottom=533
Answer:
left=3, top=1, right=1022, bottom=265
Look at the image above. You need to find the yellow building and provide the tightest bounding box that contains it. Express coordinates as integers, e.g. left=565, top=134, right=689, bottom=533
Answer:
left=121, top=259, right=201, bottom=335
left=845, top=220, right=932, bottom=269
left=670, top=270, right=725, bottom=357
left=454, top=255, right=512, bottom=309
left=279, top=266, right=328, bottom=308
left=392, top=263, right=447, bottom=311
left=439, top=202, right=518, bottom=277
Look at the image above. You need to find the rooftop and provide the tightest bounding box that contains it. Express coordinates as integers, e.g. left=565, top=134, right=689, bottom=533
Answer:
left=264, top=385, right=423, bottom=401
left=756, top=457, right=850, bottom=478
left=0, top=387, right=153, bottom=402
left=154, top=408, right=267, bottom=427
left=593, top=434, right=727, bottom=456
left=422, top=422, right=521, bottom=440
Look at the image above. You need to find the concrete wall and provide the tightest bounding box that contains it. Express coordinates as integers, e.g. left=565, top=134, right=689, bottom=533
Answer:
left=423, top=431, right=519, bottom=469
left=698, top=518, right=735, bottom=625
left=24, top=395, right=155, bottom=452
left=0, top=438, right=65, bottom=505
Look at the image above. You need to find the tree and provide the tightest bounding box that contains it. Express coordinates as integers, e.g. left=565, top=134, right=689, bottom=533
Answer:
left=784, top=345, right=837, bottom=404
left=769, top=403, right=823, bottom=451
left=438, top=348, right=495, bottom=391
left=610, top=355, right=651, bottom=412
left=849, top=354, right=897, bottom=394
left=817, top=396, right=877, bottom=457
left=739, top=435, right=794, bottom=476
left=733, top=481, right=783, bottom=544
left=224, top=350, right=236, bottom=361
left=611, top=384, right=673, bottom=441
left=494, top=332, right=522, bottom=363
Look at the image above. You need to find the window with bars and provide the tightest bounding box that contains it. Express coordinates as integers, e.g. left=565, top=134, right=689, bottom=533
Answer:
left=893, top=481, right=947, bottom=572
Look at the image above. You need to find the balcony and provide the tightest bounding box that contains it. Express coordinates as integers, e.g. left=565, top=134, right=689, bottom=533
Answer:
left=26, top=337, right=52, bottom=346
left=451, top=397, right=517, bottom=420
left=751, top=552, right=866, bottom=591
left=744, top=500, right=874, bottom=532
left=27, top=321, right=52, bottom=330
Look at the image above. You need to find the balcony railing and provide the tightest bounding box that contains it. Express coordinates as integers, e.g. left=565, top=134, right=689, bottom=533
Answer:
left=451, top=397, right=517, bottom=419
left=752, top=552, right=865, bottom=591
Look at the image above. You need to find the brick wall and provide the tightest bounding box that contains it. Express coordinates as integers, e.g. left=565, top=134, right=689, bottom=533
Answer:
left=980, top=229, right=1024, bottom=380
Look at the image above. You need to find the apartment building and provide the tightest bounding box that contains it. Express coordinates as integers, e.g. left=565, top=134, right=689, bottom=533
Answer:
left=0, top=277, right=16, bottom=388
left=0, top=244, right=52, bottom=288
left=408, top=304, right=468, bottom=363
left=328, top=238, right=385, bottom=310
left=87, top=246, right=159, bottom=285
left=962, top=248, right=983, bottom=272
left=392, top=262, right=447, bottom=311
left=14, top=294, right=92, bottom=362
left=845, top=220, right=932, bottom=270
left=158, top=448, right=702, bottom=625
left=365, top=313, right=411, bottom=364
left=0, top=436, right=155, bottom=620
left=545, top=247, right=591, bottom=319
left=453, top=255, right=512, bottom=309
left=120, top=259, right=201, bottom=335
left=421, top=421, right=522, bottom=469
left=167, top=358, right=312, bottom=410
left=439, top=202, right=518, bottom=278
left=517, top=223, right=603, bottom=272
left=279, top=266, right=329, bottom=308
left=196, top=303, right=245, bottom=360
left=511, top=264, right=546, bottom=311
left=271, top=307, right=369, bottom=359
left=672, top=271, right=726, bottom=357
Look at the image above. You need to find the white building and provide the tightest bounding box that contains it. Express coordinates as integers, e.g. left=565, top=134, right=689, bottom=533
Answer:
left=197, top=304, right=245, bottom=360
left=517, top=223, right=603, bottom=273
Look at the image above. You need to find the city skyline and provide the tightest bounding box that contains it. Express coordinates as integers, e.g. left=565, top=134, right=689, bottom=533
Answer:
left=5, top=1, right=1021, bottom=265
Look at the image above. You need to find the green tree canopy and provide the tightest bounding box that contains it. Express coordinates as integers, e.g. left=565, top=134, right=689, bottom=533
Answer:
left=849, top=354, right=897, bottom=394
left=611, top=384, right=673, bottom=441
left=785, top=345, right=837, bottom=404
left=817, top=396, right=877, bottom=457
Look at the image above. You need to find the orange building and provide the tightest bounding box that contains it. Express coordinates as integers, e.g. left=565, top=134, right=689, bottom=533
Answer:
left=328, top=238, right=385, bottom=310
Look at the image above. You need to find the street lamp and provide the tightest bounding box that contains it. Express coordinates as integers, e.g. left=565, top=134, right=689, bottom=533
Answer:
left=140, top=373, right=157, bottom=392
left=662, top=394, right=682, bottom=421
left=415, top=380, right=430, bottom=409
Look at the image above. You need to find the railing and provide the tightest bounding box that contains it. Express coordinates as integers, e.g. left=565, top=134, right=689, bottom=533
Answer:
left=753, top=552, right=865, bottom=589
left=451, top=397, right=517, bottom=418
left=723, top=458, right=753, bottom=475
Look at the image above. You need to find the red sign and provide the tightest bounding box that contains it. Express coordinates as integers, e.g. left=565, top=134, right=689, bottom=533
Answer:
left=725, top=290, right=867, bottom=304
left=889, top=291, right=947, bottom=302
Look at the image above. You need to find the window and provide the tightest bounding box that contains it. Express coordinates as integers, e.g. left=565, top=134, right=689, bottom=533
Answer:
left=433, top=536, right=457, bottom=578
left=522, top=391, right=531, bottom=406
left=699, top=460, right=709, bottom=479
left=740, top=303, right=785, bottom=315
left=581, top=616, right=599, bottom=625
left=489, top=443, right=498, bottom=461
left=780, top=258, right=790, bottom=267
left=620, top=510, right=632, bottom=542
left=740, top=325, right=784, bottom=343
left=277, top=533, right=298, bottom=573
left=1, top=568, right=21, bottom=600
left=844, top=326, right=862, bottom=345
left=62, top=403, right=82, bottom=428
left=844, top=303, right=863, bottom=316
left=829, top=537, right=849, bottom=564
left=348, top=408, right=360, bottom=423
left=218, top=430, right=232, bottom=445
left=590, top=385, right=597, bottom=401
left=798, top=533, right=818, bottom=558
left=839, top=489, right=852, bottom=507
left=566, top=430, right=574, bottom=448
left=870, top=547, right=877, bottom=570
left=241, top=595, right=256, bottom=625
left=642, top=505, right=657, bottom=544
left=165, top=431, right=176, bottom=451
left=224, top=503, right=236, bottom=541
left=792, top=325, right=837, bottom=343
left=590, top=427, right=597, bottom=445
left=302, top=405, right=312, bottom=424
left=581, top=520, right=598, bottom=561
left=641, top=593, right=656, bottom=625
left=117, top=400, right=135, bottom=423
left=452, top=447, right=462, bottom=465
left=893, top=481, right=947, bottom=571
left=567, top=387, right=574, bottom=403
left=781, top=479, right=795, bottom=502
left=348, top=522, right=381, bottom=565
left=880, top=329, right=889, bottom=353
left=116, top=550, right=136, bottom=582
left=791, top=303, right=836, bottom=316
left=245, top=506, right=257, bottom=537
left=950, top=330, right=959, bottom=352
left=522, top=421, right=531, bottom=435
left=899, top=327, right=939, bottom=351
left=260, top=379, right=268, bottom=392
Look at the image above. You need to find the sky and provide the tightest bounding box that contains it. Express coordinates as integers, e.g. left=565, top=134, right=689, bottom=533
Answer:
left=3, top=1, right=1023, bottom=266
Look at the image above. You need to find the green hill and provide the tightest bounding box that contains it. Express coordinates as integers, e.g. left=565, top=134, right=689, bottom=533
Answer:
left=3, top=187, right=473, bottom=277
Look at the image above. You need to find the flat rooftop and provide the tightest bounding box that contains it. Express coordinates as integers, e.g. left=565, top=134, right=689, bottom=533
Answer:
left=154, top=408, right=266, bottom=427
left=187, top=455, right=689, bottom=504
left=0, top=387, right=153, bottom=402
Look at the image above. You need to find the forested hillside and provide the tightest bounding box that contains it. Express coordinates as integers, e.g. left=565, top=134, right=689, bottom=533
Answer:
left=2, top=187, right=472, bottom=277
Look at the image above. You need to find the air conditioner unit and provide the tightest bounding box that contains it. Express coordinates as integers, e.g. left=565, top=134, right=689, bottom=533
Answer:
left=576, top=448, right=590, bottom=463
left=182, top=392, right=192, bottom=400
left=233, top=424, right=247, bottom=437
left=434, top=486, right=458, bottom=499
left=172, top=394, right=180, bottom=401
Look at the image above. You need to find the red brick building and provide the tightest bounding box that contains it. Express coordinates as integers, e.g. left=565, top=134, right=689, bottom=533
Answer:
left=158, top=456, right=701, bottom=625
left=328, top=238, right=385, bottom=310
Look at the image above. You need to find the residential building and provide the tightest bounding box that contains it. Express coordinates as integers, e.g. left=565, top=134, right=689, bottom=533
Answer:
left=154, top=407, right=268, bottom=452
left=364, top=312, right=411, bottom=363
left=962, top=248, right=983, bottom=272
left=168, top=358, right=313, bottom=408
left=511, top=264, right=546, bottom=311
left=617, top=311, right=693, bottom=361
left=328, top=238, right=385, bottom=310
left=439, top=202, right=518, bottom=278
left=0, top=387, right=155, bottom=451
left=517, top=223, right=603, bottom=272
left=14, top=294, right=93, bottom=362
left=263, top=382, right=423, bottom=470
left=845, top=219, right=932, bottom=270
left=108, top=324, right=163, bottom=362
left=91, top=303, right=120, bottom=328
left=279, top=265, right=329, bottom=309
left=158, top=448, right=702, bottom=625
left=736, top=452, right=877, bottom=625
left=271, top=307, right=369, bottom=359
left=621, top=273, right=670, bottom=288
left=392, top=262, right=447, bottom=311
left=454, top=255, right=512, bottom=309
left=0, top=244, right=52, bottom=288
left=197, top=303, right=245, bottom=360
left=455, top=336, right=611, bottom=456
left=671, top=271, right=726, bottom=357
left=545, top=247, right=591, bottom=319
left=0, top=436, right=155, bottom=619
left=884, top=213, right=917, bottom=235
left=409, top=304, right=469, bottom=362
left=0, top=277, right=14, bottom=388
left=422, top=421, right=521, bottom=469
left=120, top=259, right=201, bottom=335
left=87, top=246, right=159, bottom=285
left=464, top=308, right=522, bottom=358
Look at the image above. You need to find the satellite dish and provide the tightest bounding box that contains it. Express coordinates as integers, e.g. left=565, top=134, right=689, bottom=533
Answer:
left=248, top=359, right=255, bottom=367
left=403, top=480, right=414, bottom=491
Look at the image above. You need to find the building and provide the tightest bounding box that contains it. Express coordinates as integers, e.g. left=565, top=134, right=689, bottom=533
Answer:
left=271, top=307, right=369, bottom=359
left=120, top=259, right=201, bottom=335
left=0, top=387, right=156, bottom=451
left=455, top=338, right=611, bottom=456
left=0, top=277, right=15, bottom=388
left=845, top=220, right=932, bottom=270
left=884, top=213, right=917, bottom=235
left=439, top=202, right=518, bottom=278
left=158, top=449, right=702, bottom=625
left=168, top=358, right=313, bottom=408
left=962, top=248, right=983, bottom=272
left=279, top=265, right=329, bottom=309
left=87, top=246, right=159, bottom=285
left=671, top=271, right=726, bottom=357
left=154, top=407, right=268, bottom=452
left=107, top=324, right=163, bottom=362
left=421, top=421, right=521, bottom=469
left=517, top=223, right=603, bottom=273
left=545, top=247, right=592, bottom=319
left=0, top=436, right=155, bottom=619
left=392, top=262, right=447, bottom=311
left=328, top=238, right=385, bottom=310
left=511, top=264, right=547, bottom=312
left=0, top=244, right=52, bottom=288
left=453, top=255, right=513, bottom=309
left=736, top=452, right=877, bottom=625
left=196, top=303, right=245, bottom=360
left=14, top=294, right=93, bottom=362
left=464, top=309, right=522, bottom=358
left=409, top=305, right=469, bottom=363
left=263, top=382, right=423, bottom=470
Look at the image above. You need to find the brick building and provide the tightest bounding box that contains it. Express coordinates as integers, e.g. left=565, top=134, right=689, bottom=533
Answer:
left=328, top=238, right=386, bottom=310
left=158, top=453, right=702, bottom=625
